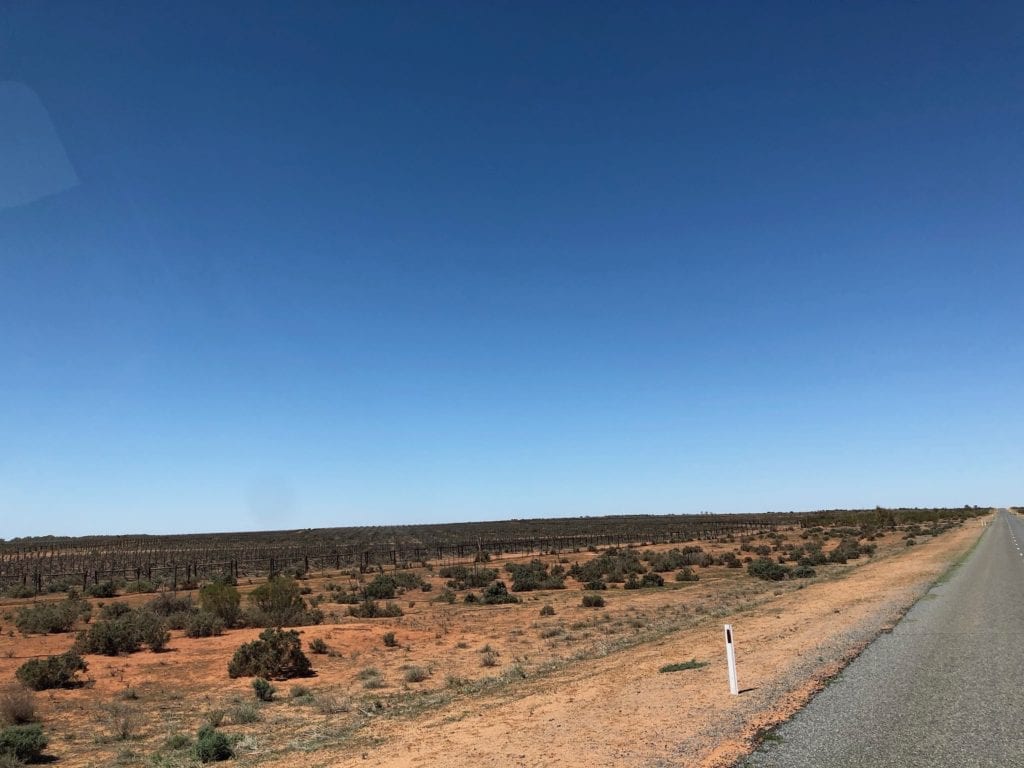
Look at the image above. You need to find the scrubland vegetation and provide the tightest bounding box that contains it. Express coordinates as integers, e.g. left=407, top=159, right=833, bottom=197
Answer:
left=0, top=507, right=987, bottom=765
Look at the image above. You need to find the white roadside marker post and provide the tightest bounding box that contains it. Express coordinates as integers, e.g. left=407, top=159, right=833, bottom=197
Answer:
left=725, top=624, right=739, bottom=695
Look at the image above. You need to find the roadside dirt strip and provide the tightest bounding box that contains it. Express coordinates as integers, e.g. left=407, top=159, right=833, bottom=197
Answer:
left=744, top=510, right=1023, bottom=768
left=304, top=517, right=988, bottom=768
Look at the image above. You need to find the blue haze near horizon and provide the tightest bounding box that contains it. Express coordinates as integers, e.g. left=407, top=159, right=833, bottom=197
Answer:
left=1, top=2, right=1022, bottom=538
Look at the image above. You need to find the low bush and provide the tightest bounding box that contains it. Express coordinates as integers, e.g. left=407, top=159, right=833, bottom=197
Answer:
left=14, top=596, right=90, bottom=635
left=230, top=702, right=260, bottom=724
left=308, top=637, right=329, bottom=654
left=505, top=560, right=565, bottom=592
left=441, top=566, right=498, bottom=590
left=0, top=687, right=36, bottom=726
left=792, top=565, right=816, bottom=578
left=193, top=724, right=233, bottom=762
left=569, top=547, right=645, bottom=583
left=799, top=548, right=828, bottom=566
left=480, top=581, right=520, bottom=605
left=382, top=632, right=398, bottom=648
left=403, top=666, right=430, bottom=683
left=539, top=604, right=556, bottom=616
left=363, top=575, right=398, bottom=600
left=674, top=567, right=699, bottom=582
left=74, top=609, right=169, bottom=655
left=98, top=602, right=134, bottom=620
left=642, top=546, right=709, bottom=571
left=164, top=732, right=191, bottom=750
left=123, top=579, right=156, bottom=594
left=0, top=723, right=47, bottom=763
left=392, top=571, right=425, bottom=590
left=199, top=582, right=241, bottom=628
left=252, top=678, right=275, bottom=701
left=185, top=612, right=225, bottom=638
left=246, top=576, right=321, bottom=627
left=86, top=581, right=118, bottom=599
left=15, top=651, right=88, bottom=691
left=719, top=551, right=742, bottom=568
left=581, top=594, right=605, bottom=608
left=583, top=580, right=607, bottom=590
left=147, top=592, right=197, bottom=625
left=227, top=628, right=312, bottom=680
left=640, top=572, right=664, bottom=587
left=747, top=559, right=791, bottom=581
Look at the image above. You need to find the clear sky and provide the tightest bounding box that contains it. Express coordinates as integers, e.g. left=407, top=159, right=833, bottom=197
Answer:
left=1, top=2, right=1021, bottom=538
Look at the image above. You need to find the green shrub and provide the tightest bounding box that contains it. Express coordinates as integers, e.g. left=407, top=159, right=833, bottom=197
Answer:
left=643, top=547, right=710, bottom=571
left=164, top=732, right=191, bottom=750
left=382, top=632, right=398, bottom=648
left=14, top=596, right=90, bottom=635
left=0, top=724, right=46, bottom=763
left=792, top=565, right=816, bottom=578
left=15, top=652, right=88, bottom=691
left=569, top=547, right=645, bottom=583
left=308, top=637, right=329, bottom=654
left=229, top=701, right=261, bottom=724
left=227, top=628, right=312, bottom=679
left=392, top=571, right=425, bottom=590
left=199, top=582, right=241, bottom=628
left=363, top=575, right=397, bottom=600
left=98, top=602, right=134, bottom=620
left=505, top=560, right=565, bottom=592
left=403, top=666, right=430, bottom=683
left=539, top=604, right=556, bottom=616
left=799, top=548, right=828, bottom=566
left=480, top=581, right=520, bottom=605
left=347, top=600, right=403, bottom=619
left=86, top=581, right=118, bottom=598
left=193, top=725, right=233, bottom=762
left=747, top=559, right=791, bottom=581
left=640, top=572, right=664, bottom=587
left=583, top=580, right=607, bottom=590
left=147, top=593, right=194, bottom=616
left=74, top=609, right=169, bottom=655
left=674, top=567, right=699, bottom=582
left=252, top=678, right=275, bottom=701
left=720, top=552, right=742, bottom=568
left=623, top=574, right=641, bottom=590
left=441, top=566, right=498, bottom=590
left=289, top=684, right=312, bottom=699
left=3, top=585, right=36, bottom=599
left=581, top=594, right=605, bottom=608
left=185, top=612, right=225, bottom=638
left=123, top=579, right=156, bottom=594
left=246, top=576, right=320, bottom=627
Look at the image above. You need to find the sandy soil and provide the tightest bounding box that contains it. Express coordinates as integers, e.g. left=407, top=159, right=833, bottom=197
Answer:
left=0, top=516, right=986, bottom=768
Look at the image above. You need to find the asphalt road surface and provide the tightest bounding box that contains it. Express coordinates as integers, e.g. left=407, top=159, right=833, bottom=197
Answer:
left=743, top=510, right=1024, bottom=768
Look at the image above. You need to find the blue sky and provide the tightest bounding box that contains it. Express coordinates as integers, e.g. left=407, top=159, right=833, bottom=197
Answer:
left=1, top=2, right=1022, bottom=537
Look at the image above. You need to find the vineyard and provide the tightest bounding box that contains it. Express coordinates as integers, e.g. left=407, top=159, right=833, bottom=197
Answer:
left=0, top=506, right=987, bottom=594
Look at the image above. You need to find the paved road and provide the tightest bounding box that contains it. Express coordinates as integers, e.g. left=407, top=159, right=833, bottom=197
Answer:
left=743, top=510, right=1024, bottom=768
